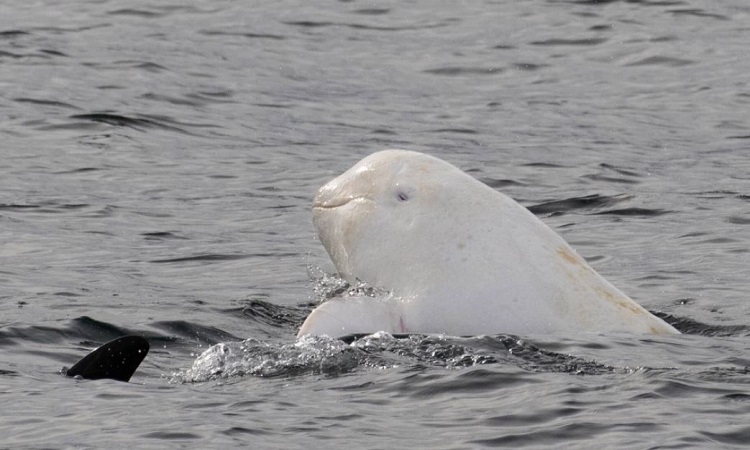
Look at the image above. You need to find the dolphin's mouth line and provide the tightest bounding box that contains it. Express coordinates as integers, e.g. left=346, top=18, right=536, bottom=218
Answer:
left=313, top=196, right=370, bottom=210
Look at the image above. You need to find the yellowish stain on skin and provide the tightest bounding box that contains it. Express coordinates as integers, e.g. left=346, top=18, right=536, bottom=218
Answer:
left=555, top=246, right=596, bottom=277
left=556, top=245, right=644, bottom=316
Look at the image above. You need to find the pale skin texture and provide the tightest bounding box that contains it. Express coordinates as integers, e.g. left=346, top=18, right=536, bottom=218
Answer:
left=298, top=150, right=680, bottom=338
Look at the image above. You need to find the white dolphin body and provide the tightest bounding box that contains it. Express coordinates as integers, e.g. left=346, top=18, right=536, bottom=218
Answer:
left=299, top=150, right=679, bottom=338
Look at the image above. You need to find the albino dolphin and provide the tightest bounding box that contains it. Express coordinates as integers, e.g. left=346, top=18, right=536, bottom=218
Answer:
left=299, top=150, right=679, bottom=338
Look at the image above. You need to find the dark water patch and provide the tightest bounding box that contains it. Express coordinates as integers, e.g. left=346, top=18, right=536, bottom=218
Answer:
left=0, top=202, right=90, bottom=214
left=583, top=174, right=639, bottom=184
left=284, top=20, right=335, bottom=28
left=693, top=189, right=738, bottom=199
left=0, top=203, right=41, bottom=211
left=471, top=421, right=661, bottom=447
left=187, top=91, right=236, bottom=104
left=70, top=113, right=185, bottom=133
left=68, top=316, right=145, bottom=343
left=726, top=215, right=750, bottom=225
left=141, top=231, right=188, bottom=240
left=39, top=49, right=67, bottom=57
left=54, top=167, right=101, bottom=174
left=693, top=236, right=739, bottom=245
left=0, top=50, right=25, bottom=58
left=14, top=97, right=81, bottom=110
left=625, top=56, right=695, bottom=67
left=199, top=30, right=285, bottom=40
left=429, top=128, right=478, bottom=134
left=492, top=44, right=516, bottom=50
left=108, top=8, right=166, bottom=18
left=222, top=427, right=271, bottom=436
left=530, top=37, right=607, bottom=46
left=512, top=62, right=548, bottom=71
left=593, top=207, right=670, bottom=217
left=0, top=316, right=141, bottom=346
left=54, top=291, right=84, bottom=297
left=654, top=312, right=750, bottom=336
left=0, top=369, right=18, bottom=376
left=669, top=9, right=730, bottom=20
left=149, top=254, right=253, bottom=264
left=0, top=48, right=67, bottom=59
left=370, top=128, right=397, bottom=135
left=141, top=431, right=201, bottom=439
left=522, top=161, right=567, bottom=168
left=651, top=35, right=678, bottom=43
left=149, top=321, right=240, bottom=345
left=599, top=163, right=641, bottom=177
left=528, top=194, right=631, bottom=215
left=317, top=413, right=365, bottom=421
left=68, top=113, right=216, bottom=135
left=423, top=66, right=504, bottom=76
left=496, top=336, right=617, bottom=375
left=283, top=20, right=448, bottom=32
left=114, top=61, right=169, bottom=72
left=568, top=0, right=686, bottom=5
left=700, top=427, right=750, bottom=446
left=653, top=378, right=743, bottom=398
left=482, top=178, right=524, bottom=189
left=254, top=102, right=292, bottom=109
left=352, top=8, right=390, bottom=15
left=0, top=30, right=29, bottom=38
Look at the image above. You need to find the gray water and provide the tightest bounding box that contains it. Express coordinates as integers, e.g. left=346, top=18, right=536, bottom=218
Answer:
left=2, top=0, right=750, bottom=448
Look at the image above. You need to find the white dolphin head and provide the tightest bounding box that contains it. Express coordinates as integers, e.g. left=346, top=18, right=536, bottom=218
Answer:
left=312, top=149, right=492, bottom=297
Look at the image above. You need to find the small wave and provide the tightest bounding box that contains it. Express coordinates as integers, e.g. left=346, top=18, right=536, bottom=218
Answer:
left=199, top=30, right=285, bottom=40
left=283, top=20, right=448, bottom=32
left=669, top=9, right=730, bottom=21
left=69, top=113, right=189, bottom=134
left=530, top=37, right=607, bottom=46
left=14, top=97, right=81, bottom=110
left=654, top=312, right=750, bottom=337
left=352, top=8, right=390, bottom=15
left=0, top=30, right=29, bottom=38
left=149, top=254, right=253, bottom=264
left=423, top=66, right=505, bottom=76
left=624, top=56, right=695, bottom=67
left=141, top=231, right=188, bottom=241
left=528, top=194, right=632, bottom=215
left=593, top=207, right=670, bottom=217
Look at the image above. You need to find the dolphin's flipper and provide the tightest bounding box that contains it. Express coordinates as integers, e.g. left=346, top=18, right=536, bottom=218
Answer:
left=64, top=336, right=149, bottom=382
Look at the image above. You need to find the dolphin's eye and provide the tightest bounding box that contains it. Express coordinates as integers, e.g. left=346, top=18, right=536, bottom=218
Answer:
left=397, top=191, right=410, bottom=202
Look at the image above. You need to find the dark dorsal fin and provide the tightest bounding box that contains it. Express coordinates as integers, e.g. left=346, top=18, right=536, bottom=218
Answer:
left=64, top=336, right=149, bottom=382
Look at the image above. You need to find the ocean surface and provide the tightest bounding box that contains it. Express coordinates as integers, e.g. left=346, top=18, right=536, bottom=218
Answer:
left=1, top=0, right=749, bottom=448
